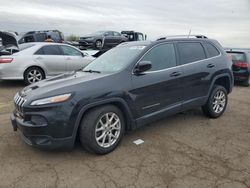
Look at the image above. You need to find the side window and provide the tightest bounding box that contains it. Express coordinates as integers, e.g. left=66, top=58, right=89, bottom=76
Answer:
left=104, top=32, right=114, bottom=37
left=35, top=33, right=46, bottom=42
left=41, top=45, right=62, bottom=55
left=138, top=34, right=144, bottom=41
left=61, top=45, right=82, bottom=56
left=34, top=47, right=44, bottom=55
left=140, top=43, right=177, bottom=71
left=114, top=32, right=121, bottom=36
left=204, top=42, right=220, bottom=58
left=24, top=36, right=35, bottom=43
left=177, top=42, right=206, bottom=64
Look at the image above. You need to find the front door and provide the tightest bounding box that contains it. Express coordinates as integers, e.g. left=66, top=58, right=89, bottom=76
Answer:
left=131, top=43, right=183, bottom=119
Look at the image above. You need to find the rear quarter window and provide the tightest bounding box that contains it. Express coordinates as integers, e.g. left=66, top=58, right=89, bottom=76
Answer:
left=204, top=42, right=220, bottom=58
left=177, top=42, right=206, bottom=64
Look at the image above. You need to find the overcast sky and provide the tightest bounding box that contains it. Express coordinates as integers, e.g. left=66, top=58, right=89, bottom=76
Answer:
left=0, top=0, right=249, bottom=47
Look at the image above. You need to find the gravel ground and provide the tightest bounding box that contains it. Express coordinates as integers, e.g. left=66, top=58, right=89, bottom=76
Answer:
left=0, top=81, right=249, bottom=188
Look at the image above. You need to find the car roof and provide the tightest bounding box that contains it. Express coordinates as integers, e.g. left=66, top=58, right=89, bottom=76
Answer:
left=119, top=38, right=217, bottom=48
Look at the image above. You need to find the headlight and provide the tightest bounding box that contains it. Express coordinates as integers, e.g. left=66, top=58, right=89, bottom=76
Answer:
left=30, top=93, right=72, bottom=106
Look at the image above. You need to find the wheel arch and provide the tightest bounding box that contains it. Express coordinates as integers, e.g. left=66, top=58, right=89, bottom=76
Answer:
left=209, top=73, right=233, bottom=95
left=23, top=65, right=46, bottom=79
left=72, top=98, right=135, bottom=143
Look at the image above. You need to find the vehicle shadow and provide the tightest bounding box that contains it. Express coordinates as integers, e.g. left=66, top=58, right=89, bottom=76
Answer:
left=0, top=80, right=25, bottom=88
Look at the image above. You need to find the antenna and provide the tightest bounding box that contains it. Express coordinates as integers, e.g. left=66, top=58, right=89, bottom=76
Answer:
left=188, top=29, right=192, bottom=38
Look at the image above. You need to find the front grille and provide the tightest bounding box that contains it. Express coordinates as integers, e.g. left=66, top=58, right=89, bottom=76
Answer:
left=14, top=92, right=26, bottom=112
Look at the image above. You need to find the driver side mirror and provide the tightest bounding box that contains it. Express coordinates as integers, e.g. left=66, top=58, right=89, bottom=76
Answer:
left=134, top=61, right=152, bottom=75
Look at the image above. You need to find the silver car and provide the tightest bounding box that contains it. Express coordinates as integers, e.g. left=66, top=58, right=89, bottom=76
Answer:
left=0, top=42, right=94, bottom=84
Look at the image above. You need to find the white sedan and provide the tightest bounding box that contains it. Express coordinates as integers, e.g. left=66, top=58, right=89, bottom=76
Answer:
left=0, top=42, right=95, bottom=84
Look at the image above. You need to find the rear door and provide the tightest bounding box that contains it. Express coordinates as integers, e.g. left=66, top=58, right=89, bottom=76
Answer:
left=176, top=41, right=219, bottom=109
left=103, top=31, right=115, bottom=47
left=131, top=43, right=183, bottom=119
left=60, top=45, right=88, bottom=71
left=113, top=32, right=123, bottom=44
left=33, top=45, right=66, bottom=75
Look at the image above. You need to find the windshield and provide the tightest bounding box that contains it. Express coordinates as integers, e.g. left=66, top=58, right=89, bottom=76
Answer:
left=83, top=45, right=146, bottom=73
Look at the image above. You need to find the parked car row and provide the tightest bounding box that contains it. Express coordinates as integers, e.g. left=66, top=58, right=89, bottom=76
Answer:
left=0, top=40, right=94, bottom=84
left=78, top=30, right=146, bottom=50
left=1, top=30, right=249, bottom=87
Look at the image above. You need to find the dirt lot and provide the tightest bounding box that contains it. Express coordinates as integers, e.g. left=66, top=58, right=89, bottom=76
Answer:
left=0, top=81, right=249, bottom=188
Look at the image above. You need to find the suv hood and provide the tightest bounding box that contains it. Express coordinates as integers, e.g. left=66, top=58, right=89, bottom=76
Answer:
left=20, top=71, right=108, bottom=100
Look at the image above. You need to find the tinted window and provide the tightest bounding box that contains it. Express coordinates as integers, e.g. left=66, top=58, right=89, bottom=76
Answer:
left=34, top=47, right=44, bottom=55
left=204, top=42, right=220, bottom=57
left=138, top=34, right=144, bottom=41
left=24, top=36, right=35, bottom=43
left=104, top=32, right=113, bottom=36
left=114, top=32, right=121, bottom=36
left=35, top=33, right=46, bottom=42
left=178, top=42, right=206, bottom=64
left=61, top=45, right=82, bottom=56
left=227, top=52, right=246, bottom=62
left=41, top=45, right=62, bottom=55
left=49, top=32, right=61, bottom=42
left=141, top=43, right=176, bottom=71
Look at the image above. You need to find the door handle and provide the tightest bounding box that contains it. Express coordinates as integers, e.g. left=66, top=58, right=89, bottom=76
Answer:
left=207, top=63, right=215, bottom=68
left=170, top=72, right=181, bottom=77
left=65, top=57, right=72, bottom=60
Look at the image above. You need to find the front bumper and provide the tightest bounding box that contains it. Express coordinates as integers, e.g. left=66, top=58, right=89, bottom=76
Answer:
left=10, top=112, right=75, bottom=150
left=79, top=40, right=95, bottom=48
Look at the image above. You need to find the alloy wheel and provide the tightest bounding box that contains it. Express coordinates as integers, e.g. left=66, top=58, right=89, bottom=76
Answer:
left=27, top=69, right=43, bottom=83
left=212, top=90, right=226, bottom=113
left=95, top=112, right=121, bottom=148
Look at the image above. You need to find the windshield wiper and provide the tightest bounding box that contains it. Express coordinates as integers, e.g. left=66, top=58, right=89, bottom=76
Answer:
left=83, top=69, right=101, bottom=73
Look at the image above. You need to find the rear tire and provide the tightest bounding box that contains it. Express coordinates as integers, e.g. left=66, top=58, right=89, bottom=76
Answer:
left=202, top=85, right=228, bottom=118
left=95, top=40, right=103, bottom=49
left=24, top=67, right=45, bottom=85
left=79, top=105, right=125, bottom=154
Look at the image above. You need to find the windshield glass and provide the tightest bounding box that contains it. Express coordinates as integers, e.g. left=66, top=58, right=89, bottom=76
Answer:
left=83, top=45, right=146, bottom=73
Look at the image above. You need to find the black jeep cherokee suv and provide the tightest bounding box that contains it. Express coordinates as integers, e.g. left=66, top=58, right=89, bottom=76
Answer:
left=11, top=36, right=233, bottom=154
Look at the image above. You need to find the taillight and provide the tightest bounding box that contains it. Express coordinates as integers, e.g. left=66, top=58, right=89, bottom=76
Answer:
left=0, top=58, right=13, bottom=64
left=234, top=61, right=248, bottom=68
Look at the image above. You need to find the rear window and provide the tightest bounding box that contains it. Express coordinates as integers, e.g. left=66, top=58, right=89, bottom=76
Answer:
left=227, top=52, right=246, bottom=62
left=204, top=42, right=220, bottom=57
left=177, top=42, right=206, bottom=64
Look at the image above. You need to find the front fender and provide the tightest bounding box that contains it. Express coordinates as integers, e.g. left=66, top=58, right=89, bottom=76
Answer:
left=72, top=97, right=135, bottom=142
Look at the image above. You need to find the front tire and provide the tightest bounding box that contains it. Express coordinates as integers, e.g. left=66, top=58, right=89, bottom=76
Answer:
left=79, top=105, right=125, bottom=154
left=24, top=67, right=45, bottom=85
left=202, top=85, right=228, bottom=118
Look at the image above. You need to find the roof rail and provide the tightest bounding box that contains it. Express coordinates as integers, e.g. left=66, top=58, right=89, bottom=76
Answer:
left=156, top=35, right=208, bottom=41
